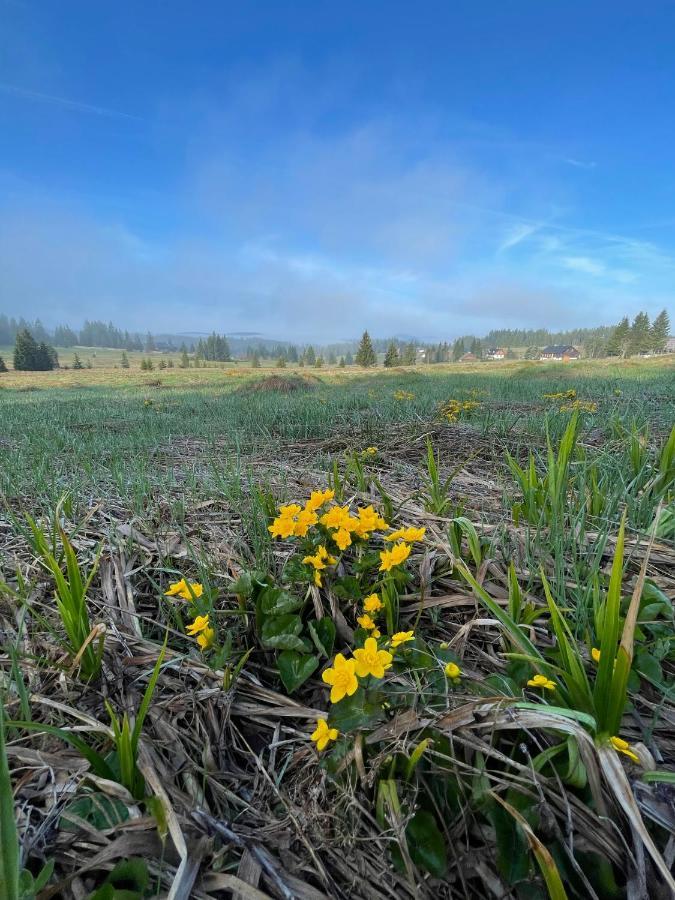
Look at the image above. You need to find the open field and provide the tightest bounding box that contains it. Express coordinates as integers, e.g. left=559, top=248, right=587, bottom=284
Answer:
left=1, top=356, right=674, bottom=898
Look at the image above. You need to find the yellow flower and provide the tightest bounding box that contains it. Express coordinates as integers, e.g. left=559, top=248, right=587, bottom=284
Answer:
left=363, top=593, right=383, bottom=613
left=390, top=630, right=414, bottom=649
left=165, top=578, right=204, bottom=601
left=385, top=526, right=426, bottom=543
left=186, top=614, right=210, bottom=636
left=527, top=674, right=556, bottom=691
left=313, top=570, right=323, bottom=587
left=353, top=637, right=393, bottom=678
left=591, top=647, right=601, bottom=663
left=322, top=653, right=359, bottom=703
left=268, top=513, right=297, bottom=539
left=310, top=718, right=339, bottom=752
left=305, top=489, right=335, bottom=512
left=293, top=508, right=318, bottom=537
left=278, top=503, right=302, bottom=517
left=445, top=662, right=461, bottom=680
left=196, top=626, right=215, bottom=650
left=320, top=505, right=352, bottom=530
left=333, top=527, right=353, bottom=550
left=356, top=613, right=378, bottom=631
left=352, top=505, right=389, bottom=539
left=610, top=736, right=639, bottom=763
left=379, top=542, right=411, bottom=572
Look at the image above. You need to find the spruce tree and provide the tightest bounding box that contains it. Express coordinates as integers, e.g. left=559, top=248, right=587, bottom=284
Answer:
left=401, top=342, right=416, bottom=365
left=355, top=331, right=377, bottom=367
left=73, top=353, right=84, bottom=370
left=383, top=341, right=399, bottom=367
left=650, top=309, right=671, bottom=352
left=339, top=356, right=346, bottom=367
left=120, top=352, right=130, bottom=369
left=180, top=347, right=190, bottom=368
left=277, top=355, right=287, bottom=368
left=451, top=338, right=465, bottom=361
left=606, top=316, right=630, bottom=357
left=628, top=312, right=651, bottom=356
left=13, top=329, right=39, bottom=371
left=0, top=356, right=7, bottom=372
left=304, top=345, right=317, bottom=366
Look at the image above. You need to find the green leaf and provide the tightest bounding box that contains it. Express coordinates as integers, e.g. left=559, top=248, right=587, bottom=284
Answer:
left=328, top=690, right=385, bottom=732
left=60, top=794, right=130, bottom=831
left=260, top=587, right=304, bottom=616
left=406, top=810, right=447, bottom=878
left=277, top=651, right=319, bottom=694
left=308, top=618, right=336, bottom=658
left=0, top=703, right=20, bottom=900
left=261, top=619, right=305, bottom=651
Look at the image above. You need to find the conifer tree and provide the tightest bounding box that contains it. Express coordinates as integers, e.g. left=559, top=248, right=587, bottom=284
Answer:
left=606, top=316, right=630, bottom=357
left=451, top=338, right=465, bottom=361
left=0, top=356, right=7, bottom=372
left=650, top=309, right=671, bottom=352
left=73, top=353, right=84, bottom=370
left=120, top=352, right=130, bottom=369
left=383, top=341, right=399, bottom=367
left=628, top=312, right=651, bottom=356
left=355, top=331, right=377, bottom=367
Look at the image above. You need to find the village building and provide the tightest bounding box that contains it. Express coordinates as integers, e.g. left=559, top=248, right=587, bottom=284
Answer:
left=485, top=347, right=506, bottom=360
left=539, top=345, right=580, bottom=361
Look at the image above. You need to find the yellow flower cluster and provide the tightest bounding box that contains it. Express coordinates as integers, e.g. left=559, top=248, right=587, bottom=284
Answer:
left=319, top=503, right=389, bottom=550
left=379, top=542, right=411, bottom=572
left=559, top=399, right=598, bottom=413
left=357, top=592, right=383, bottom=637
left=321, top=631, right=414, bottom=703
left=394, top=389, right=415, bottom=401
left=527, top=674, right=556, bottom=691
left=302, top=545, right=336, bottom=586
left=360, top=446, right=378, bottom=458
left=186, top=613, right=215, bottom=650
left=268, top=490, right=335, bottom=539
left=543, top=389, right=576, bottom=401
left=440, top=398, right=480, bottom=423
left=165, top=578, right=204, bottom=601
left=385, top=526, right=425, bottom=543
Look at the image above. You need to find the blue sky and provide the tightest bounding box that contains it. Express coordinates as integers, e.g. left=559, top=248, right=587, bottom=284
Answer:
left=1, top=1, right=674, bottom=340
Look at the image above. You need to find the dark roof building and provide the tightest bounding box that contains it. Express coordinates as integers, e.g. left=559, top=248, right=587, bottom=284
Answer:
left=540, top=345, right=580, bottom=360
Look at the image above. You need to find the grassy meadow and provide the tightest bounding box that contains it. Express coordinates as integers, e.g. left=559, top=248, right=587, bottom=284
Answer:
left=1, top=353, right=674, bottom=898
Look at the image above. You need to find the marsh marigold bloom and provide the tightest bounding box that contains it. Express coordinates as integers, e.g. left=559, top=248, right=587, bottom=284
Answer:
left=333, top=527, right=353, bottom=551
left=610, top=736, right=639, bottom=763
left=385, top=526, right=426, bottom=543
left=196, top=626, right=215, bottom=650
left=306, top=489, right=335, bottom=512
left=390, top=630, right=414, bottom=649
left=445, top=662, right=461, bottom=681
left=268, top=509, right=298, bottom=539
left=322, top=653, right=359, bottom=703
left=302, top=545, right=336, bottom=587
left=363, top=593, right=383, bottom=613
left=353, top=505, right=389, bottom=539
left=165, top=578, right=203, bottom=601
left=353, top=637, right=393, bottom=679
left=310, top=718, right=339, bottom=752
left=591, top=647, right=601, bottom=663
left=379, top=542, right=411, bottom=572
left=186, top=614, right=210, bottom=636
left=527, top=674, right=556, bottom=691
left=356, top=613, right=378, bottom=631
